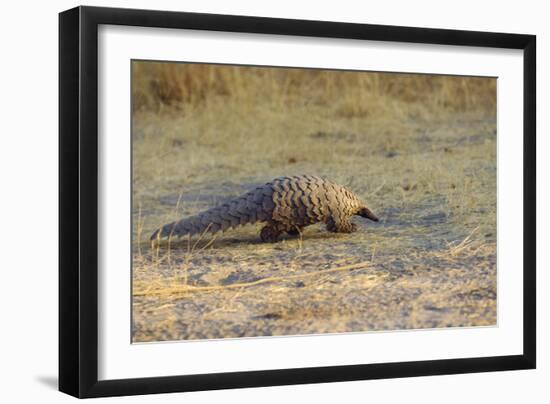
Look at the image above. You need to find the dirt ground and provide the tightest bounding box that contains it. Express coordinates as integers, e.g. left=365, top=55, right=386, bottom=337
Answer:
left=131, top=62, right=497, bottom=342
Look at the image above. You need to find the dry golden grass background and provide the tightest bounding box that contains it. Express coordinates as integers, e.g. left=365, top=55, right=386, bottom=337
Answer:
left=132, top=62, right=495, bottom=115
left=132, top=61, right=497, bottom=342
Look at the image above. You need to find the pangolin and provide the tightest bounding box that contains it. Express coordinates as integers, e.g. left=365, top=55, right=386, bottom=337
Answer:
left=151, top=175, right=379, bottom=243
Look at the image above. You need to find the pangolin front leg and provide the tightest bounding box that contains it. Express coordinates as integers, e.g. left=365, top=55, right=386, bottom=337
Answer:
left=326, top=216, right=357, bottom=233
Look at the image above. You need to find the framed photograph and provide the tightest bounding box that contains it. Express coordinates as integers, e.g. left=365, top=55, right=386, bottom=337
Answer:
left=59, top=6, right=536, bottom=398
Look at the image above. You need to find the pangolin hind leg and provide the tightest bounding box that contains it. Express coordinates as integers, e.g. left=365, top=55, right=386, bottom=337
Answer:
left=260, top=222, right=293, bottom=242
left=286, top=226, right=304, bottom=236
left=326, top=216, right=357, bottom=233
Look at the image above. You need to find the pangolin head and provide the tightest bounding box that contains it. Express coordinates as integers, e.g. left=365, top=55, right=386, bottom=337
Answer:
left=356, top=205, right=379, bottom=222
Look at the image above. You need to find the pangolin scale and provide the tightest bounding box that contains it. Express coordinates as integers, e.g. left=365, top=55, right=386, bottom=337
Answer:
left=151, top=175, right=379, bottom=242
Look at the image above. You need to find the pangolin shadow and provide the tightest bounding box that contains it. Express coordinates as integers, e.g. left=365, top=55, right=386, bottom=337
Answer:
left=147, top=224, right=377, bottom=251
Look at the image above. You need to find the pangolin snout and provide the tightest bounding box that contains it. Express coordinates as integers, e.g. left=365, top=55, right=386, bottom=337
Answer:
left=358, top=206, right=379, bottom=222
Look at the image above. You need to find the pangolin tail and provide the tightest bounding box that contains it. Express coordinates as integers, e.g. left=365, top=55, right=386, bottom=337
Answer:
left=150, top=184, right=274, bottom=241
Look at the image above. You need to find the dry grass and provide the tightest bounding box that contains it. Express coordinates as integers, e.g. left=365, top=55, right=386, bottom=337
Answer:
left=132, top=62, right=496, bottom=116
left=131, top=61, right=497, bottom=342
left=133, top=260, right=374, bottom=297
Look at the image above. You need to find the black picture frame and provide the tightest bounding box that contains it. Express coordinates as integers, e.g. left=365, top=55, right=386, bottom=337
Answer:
left=59, top=5, right=536, bottom=398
